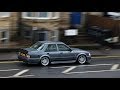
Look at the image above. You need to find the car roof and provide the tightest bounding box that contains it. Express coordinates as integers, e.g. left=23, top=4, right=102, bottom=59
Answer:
left=37, top=41, right=65, bottom=44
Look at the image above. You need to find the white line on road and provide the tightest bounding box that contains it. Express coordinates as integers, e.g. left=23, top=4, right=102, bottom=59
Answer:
left=0, top=75, right=35, bottom=78
left=62, top=66, right=77, bottom=73
left=0, top=69, right=19, bottom=71
left=50, top=66, right=72, bottom=68
left=77, top=64, right=112, bottom=67
left=11, top=75, right=35, bottom=78
left=111, top=64, right=119, bottom=70
left=13, top=69, right=29, bottom=77
left=50, top=64, right=112, bottom=69
left=65, top=69, right=120, bottom=74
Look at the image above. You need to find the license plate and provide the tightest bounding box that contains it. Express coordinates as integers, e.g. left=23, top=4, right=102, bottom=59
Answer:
left=20, top=53, right=26, bottom=56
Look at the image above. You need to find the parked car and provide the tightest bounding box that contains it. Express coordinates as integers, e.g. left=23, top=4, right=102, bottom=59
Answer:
left=18, top=41, right=91, bottom=66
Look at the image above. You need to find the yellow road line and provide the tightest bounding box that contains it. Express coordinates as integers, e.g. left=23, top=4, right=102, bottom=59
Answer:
left=0, top=61, right=21, bottom=63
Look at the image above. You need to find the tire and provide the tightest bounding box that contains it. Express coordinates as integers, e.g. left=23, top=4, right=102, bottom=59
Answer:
left=85, top=59, right=91, bottom=64
left=77, top=55, right=87, bottom=64
left=40, top=56, right=50, bottom=66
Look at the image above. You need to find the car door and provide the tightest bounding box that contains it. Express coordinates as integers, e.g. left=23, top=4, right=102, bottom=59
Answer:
left=44, top=44, right=61, bottom=61
left=57, top=44, right=75, bottom=61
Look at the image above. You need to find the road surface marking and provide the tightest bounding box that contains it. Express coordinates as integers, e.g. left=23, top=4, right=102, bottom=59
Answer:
left=64, top=69, right=120, bottom=74
left=0, top=75, right=34, bottom=78
left=0, top=69, right=19, bottom=71
left=13, top=69, right=29, bottom=77
left=92, top=56, right=120, bottom=59
left=0, top=76, right=12, bottom=78
left=62, top=66, right=77, bottom=73
left=0, top=61, right=21, bottom=64
left=50, top=64, right=112, bottom=69
left=50, top=66, right=72, bottom=68
left=11, top=75, right=35, bottom=78
left=77, top=64, right=112, bottom=67
left=111, top=64, right=119, bottom=70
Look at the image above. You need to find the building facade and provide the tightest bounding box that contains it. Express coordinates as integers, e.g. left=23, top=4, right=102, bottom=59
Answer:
left=0, top=12, right=20, bottom=44
left=20, top=12, right=70, bottom=43
left=0, top=12, right=88, bottom=45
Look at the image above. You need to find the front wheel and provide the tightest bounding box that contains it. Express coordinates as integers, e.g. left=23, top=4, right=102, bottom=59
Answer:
left=77, top=55, right=87, bottom=64
left=40, top=57, right=50, bottom=66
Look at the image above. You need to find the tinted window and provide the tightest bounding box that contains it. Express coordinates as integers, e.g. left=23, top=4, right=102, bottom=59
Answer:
left=45, top=44, right=57, bottom=52
left=30, top=42, right=43, bottom=49
left=57, top=44, right=70, bottom=51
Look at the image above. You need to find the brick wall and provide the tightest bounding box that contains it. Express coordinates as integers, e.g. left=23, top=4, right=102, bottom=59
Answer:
left=21, top=19, right=60, bottom=30
left=87, top=12, right=103, bottom=16
left=59, top=12, right=70, bottom=28
left=9, top=12, right=20, bottom=41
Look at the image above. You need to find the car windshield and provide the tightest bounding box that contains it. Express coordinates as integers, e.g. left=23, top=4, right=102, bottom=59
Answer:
left=30, top=42, right=43, bottom=50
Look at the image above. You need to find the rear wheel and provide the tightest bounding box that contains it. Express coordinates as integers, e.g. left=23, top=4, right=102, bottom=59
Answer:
left=77, top=55, right=87, bottom=64
left=40, top=57, right=50, bottom=66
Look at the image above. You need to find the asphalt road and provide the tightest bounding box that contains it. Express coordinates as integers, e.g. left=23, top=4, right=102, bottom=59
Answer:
left=1, top=57, right=120, bottom=78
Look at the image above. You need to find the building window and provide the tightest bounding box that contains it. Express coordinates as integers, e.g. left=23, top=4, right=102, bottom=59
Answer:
left=0, top=30, right=9, bottom=43
left=0, top=12, right=10, bottom=18
left=22, top=12, right=59, bottom=19
left=27, top=12, right=34, bottom=17
left=1, top=31, right=6, bottom=38
left=38, top=12, right=48, bottom=18
left=24, top=30, right=31, bottom=39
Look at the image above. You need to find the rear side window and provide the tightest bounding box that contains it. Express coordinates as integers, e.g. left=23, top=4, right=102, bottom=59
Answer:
left=45, top=44, right=57, bottom=52
left=57, top=44, right=70, bottom=51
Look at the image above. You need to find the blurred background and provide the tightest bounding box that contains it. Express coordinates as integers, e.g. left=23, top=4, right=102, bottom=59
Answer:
left=0, top=12, right=120, bottom=49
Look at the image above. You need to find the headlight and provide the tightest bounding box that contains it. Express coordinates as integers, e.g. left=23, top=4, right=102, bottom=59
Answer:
left=86, top=53, right=91, bottom=56
left=88, top=53, right=91, bottom=56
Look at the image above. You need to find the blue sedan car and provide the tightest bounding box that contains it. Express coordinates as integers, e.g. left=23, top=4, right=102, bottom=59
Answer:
left=18, top=41, right=91, bottom=66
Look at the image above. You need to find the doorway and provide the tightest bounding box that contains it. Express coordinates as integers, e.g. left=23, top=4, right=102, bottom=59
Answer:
left=34, top=31, right=48, bottom=42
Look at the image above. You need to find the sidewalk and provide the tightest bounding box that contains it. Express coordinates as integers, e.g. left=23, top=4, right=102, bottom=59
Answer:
left=0, top=49, right=120, bottom=61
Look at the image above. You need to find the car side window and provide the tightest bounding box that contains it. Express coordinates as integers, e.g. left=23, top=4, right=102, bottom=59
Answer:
left=45, top=44, right=57, bottom=52
left=57, top=44, right=71, bottom=51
